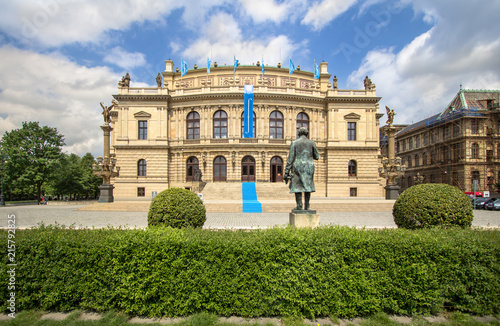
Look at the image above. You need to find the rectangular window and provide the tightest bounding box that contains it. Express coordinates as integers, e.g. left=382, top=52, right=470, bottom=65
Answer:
left=416, top=135, right=420, bottom=148
left=138, top=121, right=148, bottom=139
left=471, top=119, right=479, bottom=134
left=137, top=187, right=145, bottom=197
left=350, top=188, right=357, bottom=197
left=347, top=122, right=356, bottom=141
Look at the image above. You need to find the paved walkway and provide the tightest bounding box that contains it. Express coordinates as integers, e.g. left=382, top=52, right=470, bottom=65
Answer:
left=0, top=201, right=498, bottom=229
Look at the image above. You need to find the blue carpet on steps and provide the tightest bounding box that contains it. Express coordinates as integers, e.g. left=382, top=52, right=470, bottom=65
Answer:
left=242, top=182, right=262, bottom=213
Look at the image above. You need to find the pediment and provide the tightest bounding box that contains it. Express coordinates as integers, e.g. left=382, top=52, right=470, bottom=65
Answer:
left=344, top=113, right=361, bottom=120
left=134, top=111, right=151, bottom=118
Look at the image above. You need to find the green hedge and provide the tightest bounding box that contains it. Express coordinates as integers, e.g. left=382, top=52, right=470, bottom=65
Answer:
left=1, top=226, right=499, bottom=318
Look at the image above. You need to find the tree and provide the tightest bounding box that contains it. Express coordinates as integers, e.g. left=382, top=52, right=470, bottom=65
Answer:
left=1, top=121, right=64, bottom=204
left=49, top=152, right=101, bottom=200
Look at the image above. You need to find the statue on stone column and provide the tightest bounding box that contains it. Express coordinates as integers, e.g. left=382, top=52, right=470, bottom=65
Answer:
left=333, top=75, right=338, bottom=89
left=284, top=127, right=319, bottom=211
left=156, top=73, right=162, bottom=87
left=364, top=75, right=373, bottom=90
left=100, top=99, right=118, bottom=125
left=386, top=106, right=396, bottom=125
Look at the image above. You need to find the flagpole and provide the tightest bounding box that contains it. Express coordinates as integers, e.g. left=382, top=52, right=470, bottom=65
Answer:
left=180, top=57, right=182, bottom=83
left=262, top=54, right=264, bottom=81
left=289, top=56, right=291, bottom=83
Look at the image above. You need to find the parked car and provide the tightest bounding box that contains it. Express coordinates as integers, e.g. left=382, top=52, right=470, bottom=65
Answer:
left=485, top=198, right=500, bottom=210
left=472, top=197, right=490, bottom=209
left=489, top=200, right=500, bottom=211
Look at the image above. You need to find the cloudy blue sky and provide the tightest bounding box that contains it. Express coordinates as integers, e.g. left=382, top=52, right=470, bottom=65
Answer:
left=0, top=0, right=499, bottom=157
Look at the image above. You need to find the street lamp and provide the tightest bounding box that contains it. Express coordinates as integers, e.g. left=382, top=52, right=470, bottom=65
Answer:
left=0, top=152, right=5, bottom=206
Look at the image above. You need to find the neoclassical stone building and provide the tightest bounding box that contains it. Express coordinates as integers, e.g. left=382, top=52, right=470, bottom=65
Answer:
left=395, top=88, right=500, bottom=193
left=109, top=59, right=384, bottom=199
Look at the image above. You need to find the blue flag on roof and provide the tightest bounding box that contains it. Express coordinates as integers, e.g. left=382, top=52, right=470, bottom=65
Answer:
left=234, top=56, right=239, bottom=74
left=181, top=59, right=188, bottom=77
left=207, top=58, right=211, bottom=74
left=314, top=62, right=320, bottom=79
left=289, top=59, right=295, bottom=75
left=262, top=57, right=265, bottom=75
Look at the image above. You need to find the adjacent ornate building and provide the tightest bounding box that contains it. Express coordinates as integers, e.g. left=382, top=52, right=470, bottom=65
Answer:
left=108, top=59, right=384, bottom=199
left=395, top=88, right=500, bottom=193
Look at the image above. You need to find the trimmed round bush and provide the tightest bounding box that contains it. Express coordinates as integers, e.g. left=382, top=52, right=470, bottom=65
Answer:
left=148, top=188, right=206, bottom=228
left=393, top=183, right=473, bottom=229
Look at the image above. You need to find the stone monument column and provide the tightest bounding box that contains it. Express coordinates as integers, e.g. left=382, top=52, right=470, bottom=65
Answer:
left=94, top=101, right=120, bottom=202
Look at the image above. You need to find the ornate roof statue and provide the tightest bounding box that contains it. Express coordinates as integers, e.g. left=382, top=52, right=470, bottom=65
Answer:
left=364, top=75, right=375, bottom=90
left=156, top=73, right=162, bottom=87
left=118, top=73, right=130, bottom=87
left=386, top=106, right=396, bottom=125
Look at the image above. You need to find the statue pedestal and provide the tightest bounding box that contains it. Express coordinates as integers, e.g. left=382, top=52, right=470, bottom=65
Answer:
left=385, top=184, right=400, bottom=200
left=289, top=210, right=319, bottom=228
left=98, top=184, right=115, bottom=203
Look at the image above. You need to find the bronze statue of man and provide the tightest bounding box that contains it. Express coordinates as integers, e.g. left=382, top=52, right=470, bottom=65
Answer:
left=284, top=127, right=319, bottom=211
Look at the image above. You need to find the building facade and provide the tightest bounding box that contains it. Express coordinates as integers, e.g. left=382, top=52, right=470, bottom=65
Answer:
left=395, top=88, right=500, bottom=193
left=109, top=60, right=384, bottom=199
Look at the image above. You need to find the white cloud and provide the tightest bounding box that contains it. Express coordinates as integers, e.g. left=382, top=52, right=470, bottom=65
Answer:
left=0, top=0, right=181, bottom=47
left=103, top=47, right=147, bottom=70
left=348, top=0, right=500, bottom=125
left=237, top=0, right=293, bottom=24
left=179, top=12, right=303, bottom=67
left=0, top=45, right=119, bottom=156
left=301, top=0, right=357, bottom=30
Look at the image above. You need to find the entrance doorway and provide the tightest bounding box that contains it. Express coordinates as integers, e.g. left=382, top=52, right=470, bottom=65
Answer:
left=241, top=156, right=256, bottom=182
left=270, top=156, right=283, bottom=182
left=213, top=156, right=227, bottom=182
left=186, top=156, right=199, bottom=182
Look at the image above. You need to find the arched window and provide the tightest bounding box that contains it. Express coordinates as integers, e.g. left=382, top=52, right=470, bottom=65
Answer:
left=213, top=110, right=228, bottom=138
left=241, top=111, right=256, bottom=138
left=137, top=159, right=147, bottom=176
left=187, top=111, right=200, bottom=139
left=414, top=154, right=419, bottom=167
left=269, top=110, right=284, bottom=139
left=213, top=156, right=227, bottom=182
left=348, top=160, right=357, bottom=177
left=471, top=142, right=479, bottom=158
left=186, top=157, right=199, bottom=182
left=296, top=112, right=309, bottom=138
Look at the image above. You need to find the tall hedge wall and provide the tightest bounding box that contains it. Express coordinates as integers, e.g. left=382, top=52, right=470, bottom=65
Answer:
left=1, top=226, right=499, bottom=318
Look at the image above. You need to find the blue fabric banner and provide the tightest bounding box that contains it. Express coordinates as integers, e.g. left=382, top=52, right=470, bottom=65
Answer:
left=234, top=56, right=239, bottom=74
left=207, top=58, right=211, bottom=74
left=181, top=59, right=188, bottom=76
left=262, top=57, right=265, bottom=75
left=243, top=85, right=254, bottom=138
left=289, top=59, right=295, bottom=74
left=314, top=63, right=320, bottom=79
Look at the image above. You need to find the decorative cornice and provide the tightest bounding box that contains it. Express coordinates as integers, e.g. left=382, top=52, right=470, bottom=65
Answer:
left=325, top=96, right=381, bottom=103
left=113, top=94, right=171, bottom=101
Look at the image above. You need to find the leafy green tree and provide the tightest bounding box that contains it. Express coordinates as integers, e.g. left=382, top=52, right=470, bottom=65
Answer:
left=0, top=121, right=64, bottom=204
left=80, top=153, right=101, bottom=198
left=49, top=152, right=101, bottom=200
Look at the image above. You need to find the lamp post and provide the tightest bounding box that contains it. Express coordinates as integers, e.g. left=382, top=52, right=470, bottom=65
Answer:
left=94, top=101, right=120, bottom=202
left=0, top=152, right=5, bottom=206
